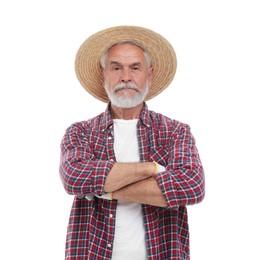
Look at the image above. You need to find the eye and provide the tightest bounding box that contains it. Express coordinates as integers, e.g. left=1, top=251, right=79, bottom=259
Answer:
left=112, top=66, right=121, bottom=71
left=132, top=66, right=141, bottom=71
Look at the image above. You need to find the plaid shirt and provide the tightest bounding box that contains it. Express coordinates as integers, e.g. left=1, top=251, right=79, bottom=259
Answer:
left=60, top=103, right=205, bottom=260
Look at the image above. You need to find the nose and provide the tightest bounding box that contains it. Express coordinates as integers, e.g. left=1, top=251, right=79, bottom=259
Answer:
left=120, top=68, right=132, bottom=83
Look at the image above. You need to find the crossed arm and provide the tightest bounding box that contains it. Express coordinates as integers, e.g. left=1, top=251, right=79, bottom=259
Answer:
left=103, top=162, right=167, bottom=207
left=60, top=122, right=205, bottom=209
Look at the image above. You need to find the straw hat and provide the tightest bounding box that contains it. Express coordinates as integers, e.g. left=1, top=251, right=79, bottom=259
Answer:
left=75, top=25, right=177, bottom=102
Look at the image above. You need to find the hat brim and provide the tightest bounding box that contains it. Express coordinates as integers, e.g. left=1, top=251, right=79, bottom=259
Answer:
left=75, top=25, right=177, bottom=103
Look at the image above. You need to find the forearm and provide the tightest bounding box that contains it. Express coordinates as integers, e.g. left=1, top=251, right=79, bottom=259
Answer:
left=112, top=177, right=167, bottom=208
left=104, top=162, right=155, bottom=192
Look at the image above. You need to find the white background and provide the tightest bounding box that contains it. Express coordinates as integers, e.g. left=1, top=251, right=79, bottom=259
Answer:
left=1, top=1, right=261, bottom=259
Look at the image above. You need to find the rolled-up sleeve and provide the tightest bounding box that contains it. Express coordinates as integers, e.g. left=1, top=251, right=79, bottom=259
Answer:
left=154, top=123, right=205, bottom=209
left=59, top=123, right=114, bottom=198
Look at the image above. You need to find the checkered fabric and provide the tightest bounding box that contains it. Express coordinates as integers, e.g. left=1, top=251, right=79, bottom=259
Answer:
left=59, top=103, right=205, bottom=259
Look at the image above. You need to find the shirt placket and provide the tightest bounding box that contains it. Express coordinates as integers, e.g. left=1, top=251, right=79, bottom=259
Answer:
left=137, top=120, right=158, bottom=258
left=102, top=124, right=117, bottom=258
left=103, top=124, right=116, bottom=162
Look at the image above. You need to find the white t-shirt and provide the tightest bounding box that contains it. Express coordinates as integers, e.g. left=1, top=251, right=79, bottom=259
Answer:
left=111, top=119, right=147, bottom=260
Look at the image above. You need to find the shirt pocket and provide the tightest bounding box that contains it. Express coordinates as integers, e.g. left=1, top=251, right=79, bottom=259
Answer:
left=150, top=146, right=169, bottom=167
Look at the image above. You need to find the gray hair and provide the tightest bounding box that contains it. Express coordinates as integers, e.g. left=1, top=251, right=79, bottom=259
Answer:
left=100, top=40, right=152, bottom=69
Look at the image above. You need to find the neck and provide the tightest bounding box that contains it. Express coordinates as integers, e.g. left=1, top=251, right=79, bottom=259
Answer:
left=110, top=103, right=144, bottom=120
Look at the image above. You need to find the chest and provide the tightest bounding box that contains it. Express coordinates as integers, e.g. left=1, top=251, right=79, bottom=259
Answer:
left=89, top=123, right=171, bottom=166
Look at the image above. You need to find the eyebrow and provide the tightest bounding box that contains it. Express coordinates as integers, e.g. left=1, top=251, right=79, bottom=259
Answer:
left=110, top=61, right=142, bottom=67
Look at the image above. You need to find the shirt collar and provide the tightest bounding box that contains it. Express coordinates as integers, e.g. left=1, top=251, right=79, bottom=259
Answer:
left=138, top=102, right=151, bottom=128
left=100, top=103, right=114, bottom=132
left=100, top=102, right=151, bottom=132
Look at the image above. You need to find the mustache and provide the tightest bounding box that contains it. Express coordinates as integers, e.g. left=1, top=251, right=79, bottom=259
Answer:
left=114, top=82, right=139, bottom=93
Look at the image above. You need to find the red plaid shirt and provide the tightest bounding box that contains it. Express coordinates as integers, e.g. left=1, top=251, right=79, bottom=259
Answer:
left=60, top=103, right=205, bottom=260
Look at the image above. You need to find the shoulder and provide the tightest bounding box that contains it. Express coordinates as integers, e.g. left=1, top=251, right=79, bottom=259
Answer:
left=65, top=112, right=105, bottom=134
left=148, top=110, right=190, bottom=133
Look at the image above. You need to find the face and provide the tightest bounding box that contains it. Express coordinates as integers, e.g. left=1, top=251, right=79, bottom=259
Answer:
left=103, top=43, right=153, bottom=108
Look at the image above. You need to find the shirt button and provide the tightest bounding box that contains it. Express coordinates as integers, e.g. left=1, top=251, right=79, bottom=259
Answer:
left=107, top=243, right=112, bottom=248
left=109, top=214, right=113, bottom=218
left=108, top=136, right=112, bottom=140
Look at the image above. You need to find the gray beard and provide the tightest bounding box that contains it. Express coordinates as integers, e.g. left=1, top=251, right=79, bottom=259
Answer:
left=104, top=82, right=149, bottom=108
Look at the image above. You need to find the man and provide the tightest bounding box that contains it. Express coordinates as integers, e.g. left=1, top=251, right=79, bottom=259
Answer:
left=60, top=26, right=205, bottom=260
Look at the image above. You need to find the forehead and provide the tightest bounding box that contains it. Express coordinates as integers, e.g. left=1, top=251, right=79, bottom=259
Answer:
left=107, top=43, right=146, bottom=63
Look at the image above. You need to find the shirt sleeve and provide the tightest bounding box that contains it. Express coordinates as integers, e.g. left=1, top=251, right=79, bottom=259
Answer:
left=153, top=122, right=205, bottom=209
left=59, top=123, right=114, bottom=198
